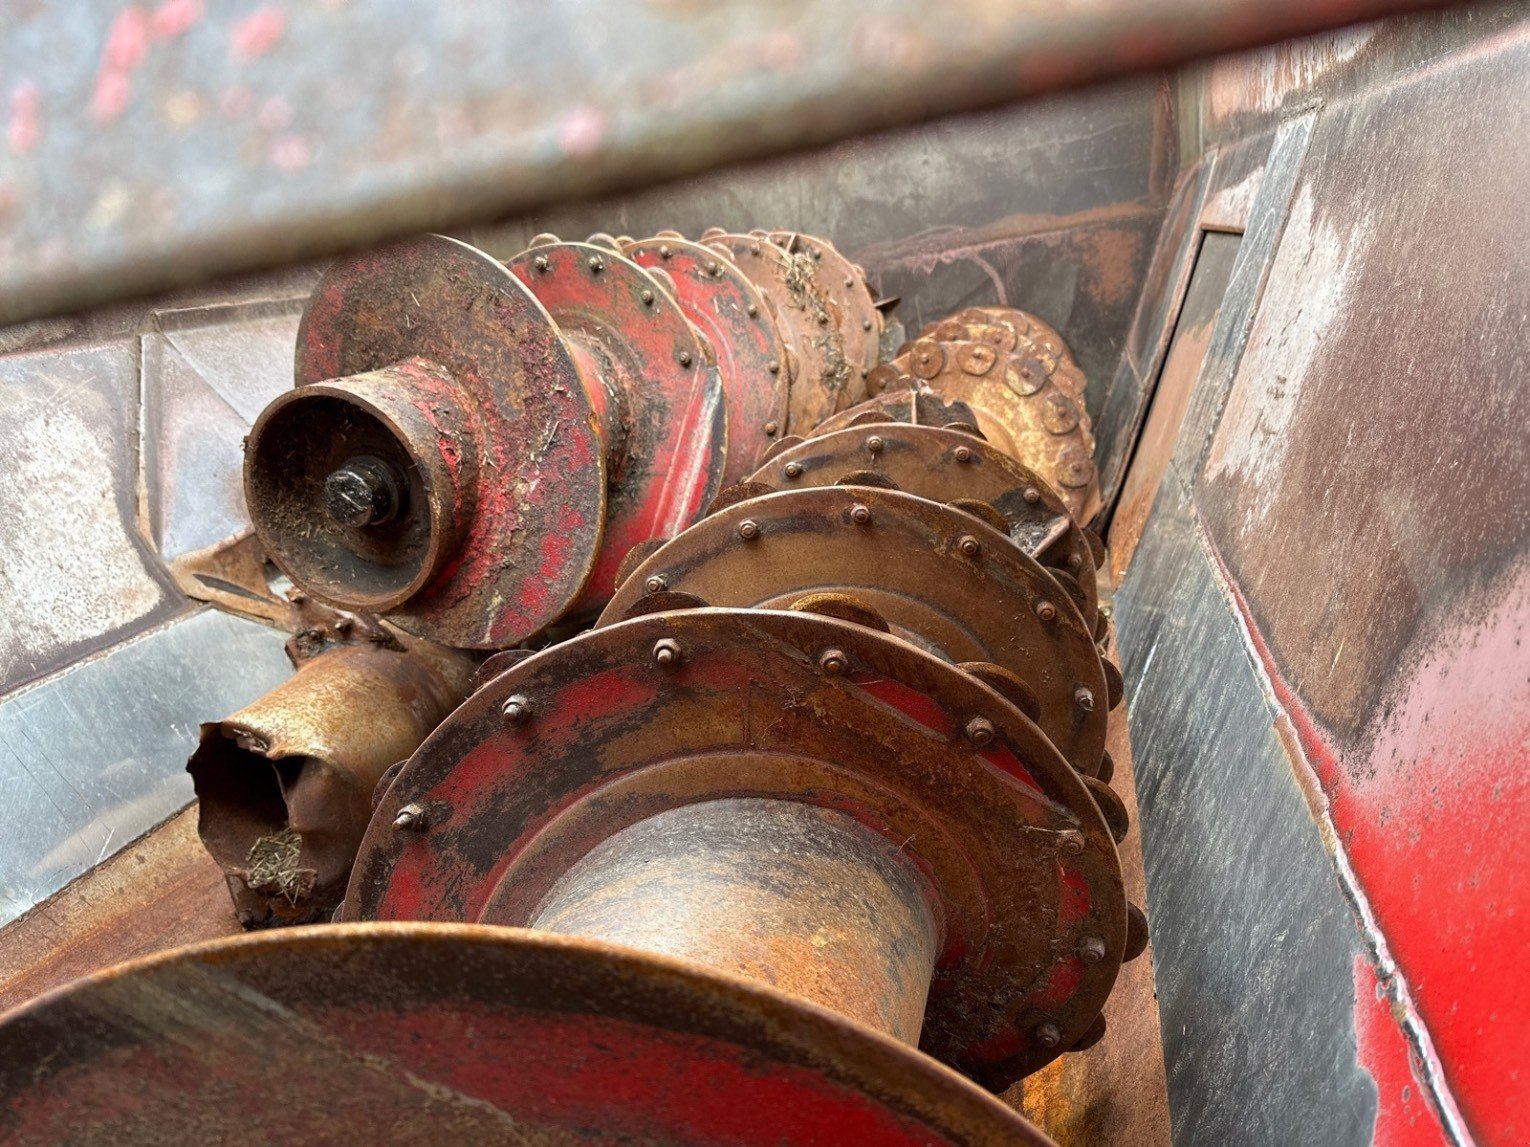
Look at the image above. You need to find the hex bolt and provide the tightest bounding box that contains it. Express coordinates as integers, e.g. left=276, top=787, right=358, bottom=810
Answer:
left=640, top=288, right=655, bottom=306
left=1035, top=600, right=1057, bottom=622
left=865, top=435, right=884, bottom=455
left=819, top=648, right=848, bottom=675
left=323, top=457, right=401, bottom=528
left=1078, top=936, right=1107, bottom=964
left=783, top=462, right=804, bottom=479
left=1058, top=830, right=1085, bottom=855
left=533, top=254, right=551, bottom=272
left=964, top=717, right=995, bottom=747
left=1036, top=1022, right=1062, bottom=1049
left=954, top=445, right=973, bottom=464
left=393, top=803, right=426, bottom=832
left=1023, top=486, right=1042, bottom=504
left=502, top=694, right=532, bottom=724
left=653, top=638, right=682, bottom=666
left=737, top=519, right=761, bottom=540
left=850, top=503, right=872, bottom=525
left=1074, top=686, right=1096, bottom=712
left=645, top=574, right=668, bottom=593
left=958, top=535, right=981, bottom=558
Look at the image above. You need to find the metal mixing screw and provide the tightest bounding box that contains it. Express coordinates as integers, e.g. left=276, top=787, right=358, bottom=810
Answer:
left=653, top=638, right=682, bottom=666
left=502, top=694, right=531, bottom=724
left=393, top=803, right=426, bottom=832
left=964, top=716, right=995, bottom=746
left=819, top=648, right=848, bottom=675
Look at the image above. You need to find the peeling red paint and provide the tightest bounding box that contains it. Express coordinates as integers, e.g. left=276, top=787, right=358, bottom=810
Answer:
left=1352, top=955, right=1451, bottom=1147
left=230, top=6, right=286, bottom=63
left=7, top=82, right=41, bottom=156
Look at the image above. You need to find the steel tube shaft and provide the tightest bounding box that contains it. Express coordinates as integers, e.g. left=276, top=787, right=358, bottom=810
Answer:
left=529, top=797, right=942, bottom=1043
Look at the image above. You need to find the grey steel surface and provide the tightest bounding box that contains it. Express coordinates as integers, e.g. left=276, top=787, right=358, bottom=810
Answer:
left=0, top=608, right=292, bottom=927
left=0, top=0, right=1453, bottom=325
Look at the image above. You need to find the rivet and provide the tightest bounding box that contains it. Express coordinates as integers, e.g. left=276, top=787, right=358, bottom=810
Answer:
left=819, top=648, right=848, bottom=675
left=844, top=277, right=854, bottom=288
left=850, top=503, right=872, bottom=524
left=393, top=803, right=426, bottom=831
left=865, top=435, right=884, bottom=455
left=954, top=445, right=973, bottom=464
left=1074, top=686, right=1096, bottom=712
left=751, top=243, right=761, bottom=255
left=653, top=638, right=682, bottom=666
left=964, top=716, right=995, bottom=746
left=768, top=360, right=781, bottom=374
left=1036, top=1022, right=1062, bottom=1049
left=958, top=535, right=981, bottom=557
left=678, top=350, right=693, bottom=367
left=659, top=245, right=672, bottom=258
left=1078, top=936, right=1107, bottom=964
left=1068, top=552, right=1083, bottom=570
left=1023, top=486, right=1042, bottom=504
left=640, top=288, right=655, bottom=306
left=784, top=462, right=804, bottom=479
left=1035, top=600, right=1057, bottom=622
left=764, top=421, right=779, bottom=436
left=1058, top=830, right=1085, bottom=854
left=706, top=261, right=722, bottom=276
left=587, top=255, right=604, bottom=273
left=747, top=303, right=760, bottom=317
left=862, top=317, right=873, bottom=330
left=737, top=519, right=760, bottom=540
left=502, top=694, right=531, bottom=724
left=533, top=255, right=550, bottom=272
left=645, top=574, right=668, bottom=593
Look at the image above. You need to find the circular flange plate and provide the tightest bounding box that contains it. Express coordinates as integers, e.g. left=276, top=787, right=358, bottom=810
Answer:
left=706, top=233, right=847, bottom=437
left=508, top=242, right=728, bottom=613
left=623, top=236, right=790, bottom=482
left=0, top=924, right=1052, bottom=1144
left=748, top=423, right=1099, bottom=627
left=885, top=339, right=1101, bottom=523
left=347, top=609, right=1124, bottom=1085
left=599, top=487, right=1107, bottom=773
left=289, top=234, right=604, bottom=648
left=770, top=231, right=882, bottom=389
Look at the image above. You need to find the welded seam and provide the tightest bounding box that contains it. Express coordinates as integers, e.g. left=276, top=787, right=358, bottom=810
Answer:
left=1189, top=502, right=1475, bottom=1147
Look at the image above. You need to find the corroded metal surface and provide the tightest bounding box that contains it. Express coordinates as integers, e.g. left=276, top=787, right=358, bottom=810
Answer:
left=188, top=614, right=474, bottom=928
left=0, top=925, right=1052, bottom=1144
left=602, top=486, right=1109, bottom=774
left=770, top=230, right=883, bottom=399
left=623, top=235, right=791, bottom=482
left=508, top=240, right=727, bottom=612
left=251, top=234, right=603, bottom=649
left=348, top=608, right=1127, bottom=1085
left=748, top=423, right=1100, bottom=627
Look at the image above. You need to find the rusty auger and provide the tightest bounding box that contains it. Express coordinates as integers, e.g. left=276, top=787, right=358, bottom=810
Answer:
left=0, top=238, right=1136, bottom=1146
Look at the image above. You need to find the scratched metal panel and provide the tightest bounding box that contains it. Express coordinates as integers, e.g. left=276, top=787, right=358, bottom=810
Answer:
left=0, top=609, right=292, bottom=927
left=1116, top=466, right=1383, bottom=1146
left=1194, top=27, right=1530, bottom=1144
left=0, top=342, right=182, bottom=696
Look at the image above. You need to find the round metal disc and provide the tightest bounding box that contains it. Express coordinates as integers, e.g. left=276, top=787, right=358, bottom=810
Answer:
left=288, top=234, right=605, bottom=648
left=623, top=236, right=790, bottom=481
left=348, top=609, right=1124, bottom=1085
left=0, top=924, right=1052, bottom=1144
left=749, top=423, right=1099, bottom=627
left=706, top=233, right=847, bottom=437
left=770, top=231, right=882, bottom=391
left=508, top=242, right=727, bottom=612
left=887, top=339, right=1102, bottom=523
left=923, top=308, right=1088, bottom=404
left=599, top=487, right=1108, bottom=773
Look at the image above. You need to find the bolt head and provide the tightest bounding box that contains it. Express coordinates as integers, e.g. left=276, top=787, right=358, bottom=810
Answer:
left=1074, top=686, right=1096, bottom=712
left=783, top=462, right=803, bottom=479
left=1035, top=600, right=1057, bottom=622
left=640, top=288, right=655, bottom=305
left=653, top=638, right=682, bottom=666
left=678, top=350, right=693, bottom=367
left=644, top=574, right=667, bottom=594
left=850, top=503, right=872, bottom=524
left=1078, top=936, right=1107, bottom=964
left=768, top=360, right=781, bottom=374
left=502, top=694, right=531, bottom=724
left=533, top=254, right=551, bottom=272
left=958, top=535, right=981, bottom=557
left=819, top=648, right=848, bottom=675
left=323, top=459, right=398, bottom=528
left=954, top=446, right=973, bottom=464
left=862, top=317, right=873, bottom=330
left=587, top=255, right=604, bottom=272
left=763, top=421, right=778, bottom=436
left=1023, top=486, right=1042, bottom=504
left=747, top=303, right=760, bottom=317
left=865, top=435, right=884, bottom=454
left=1036, top=1022, right=1062, bottom=1049
left=392, top=803, right=425, bottom=831
left=1058, top=830, right=1085, bottom=855
left=964, top=716, right=995, bottom=746
left=737, top=519, right=760, bottom=540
